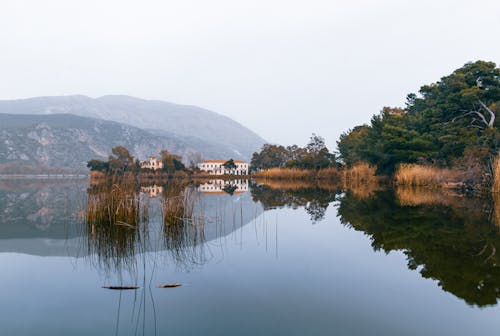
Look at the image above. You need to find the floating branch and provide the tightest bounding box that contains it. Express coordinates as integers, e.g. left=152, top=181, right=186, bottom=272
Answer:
left=102, top=285, right=140, bottom=290
left=156, top=284, right=182, bottom=288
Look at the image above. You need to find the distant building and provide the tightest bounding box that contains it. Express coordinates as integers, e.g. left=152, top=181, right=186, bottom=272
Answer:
left=197, top=160, right=248, bottom=175
left=198, top=179, right=248, bottom=194
left=140, top=156, right=163, bottom=170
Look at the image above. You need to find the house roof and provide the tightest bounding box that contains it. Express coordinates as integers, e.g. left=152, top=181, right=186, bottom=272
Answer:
left=200, top=160, right=246, bottom=164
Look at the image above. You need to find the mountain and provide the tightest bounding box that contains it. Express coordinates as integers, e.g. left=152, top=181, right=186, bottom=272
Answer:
left=0, top=113, right=240, bottom=169
left=0, top=95, right=266, bottom=160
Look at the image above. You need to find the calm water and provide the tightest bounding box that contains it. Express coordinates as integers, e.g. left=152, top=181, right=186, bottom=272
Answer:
left=1, top=178, right=500, bottom=335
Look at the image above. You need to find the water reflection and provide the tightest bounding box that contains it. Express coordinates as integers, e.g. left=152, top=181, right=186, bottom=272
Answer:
left=0, top=179, right=500, bottom=330
left=338, top=187, right=500, bottom=307
left=198, top=179, right=249, bottom=195
left=0, top=179, right=85, bottom=255
left=83, top=178, right=259, bottom=334
left=83, top=178, right=262, bottom=274
left=251, top=181, right=340, bottom=223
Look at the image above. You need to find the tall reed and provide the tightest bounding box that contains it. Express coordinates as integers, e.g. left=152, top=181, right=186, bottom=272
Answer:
left=342, top=162, right=377, bottom=184
left=85, top=177, right=149, bottom=274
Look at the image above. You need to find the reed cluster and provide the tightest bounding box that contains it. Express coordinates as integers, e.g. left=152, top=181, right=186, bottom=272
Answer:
left=162, top=186, right=196, bottom=226
left=85, top=181, right=149, bottom=273
left=395, top=164, right=461, bottom=187
left=342, top=162, right=377, bottom=184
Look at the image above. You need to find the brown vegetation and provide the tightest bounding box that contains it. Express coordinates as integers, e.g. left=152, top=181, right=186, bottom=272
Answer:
left=396, top=186, right=462, bottom=207
left=340, top=163, right=379, bottom=198
left=342, top=162, right=377, bottom=185
left=394, top=164, right=462, bottom=188
left=254, top=179, right=341, bottom=192
left=252, top=167, right=340, bottom=181
left=492, top=153, right=500, bottom=193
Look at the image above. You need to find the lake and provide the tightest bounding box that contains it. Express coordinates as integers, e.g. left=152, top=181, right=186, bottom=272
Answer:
left=1, top=178, right=500, bottom=335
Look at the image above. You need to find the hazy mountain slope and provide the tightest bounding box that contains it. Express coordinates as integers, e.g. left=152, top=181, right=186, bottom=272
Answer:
left=0, top=113, right=199, bottom=168
left=0, top=95, right=266, bottom=160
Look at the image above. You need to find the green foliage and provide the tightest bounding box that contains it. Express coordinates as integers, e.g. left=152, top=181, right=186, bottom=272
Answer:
left=87, top=159, right=109, bottom=172
left=223, top=159, right=237, bottom=171
left=251, top=134, right=339, bottom=171
left=222, top=184, right=238, bottom=195
left=337, top=61, right=500, bottom=175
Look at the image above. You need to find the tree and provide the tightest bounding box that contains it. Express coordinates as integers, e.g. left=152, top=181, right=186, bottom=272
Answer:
left=160, top=149, right=187, bottom=174
left=223, top=159, right=237, bottom=172
left=306, top=133, right=326, bottom=154
left=337, top=125, right=372, bottom=167
left=87, top=159, right=109, bottom=172
left=108, top=146, right=135, bottom=173
left=250, top=144, right=290, bottom=171
left=251, top=134, right=338, bottom=171
left=336, top=61, right=500, bottom=176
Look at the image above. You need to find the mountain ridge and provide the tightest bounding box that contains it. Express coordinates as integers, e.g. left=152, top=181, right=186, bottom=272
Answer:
left=0, top=112, right=256, bottom=169
left=0, top=95, right=266, bottom=161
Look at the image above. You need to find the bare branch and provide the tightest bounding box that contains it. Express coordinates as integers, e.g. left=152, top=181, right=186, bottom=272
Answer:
left=451, top=111, right=488, bottom=127
left=478, top=100, right=495, bottom=128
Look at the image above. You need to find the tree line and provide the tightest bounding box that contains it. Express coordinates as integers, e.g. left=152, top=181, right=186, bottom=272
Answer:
left=87, top=146, right=188, bottom=174
left=250, top=134, right=339, bottom=172
left=337, top=60, right=500, bottom=181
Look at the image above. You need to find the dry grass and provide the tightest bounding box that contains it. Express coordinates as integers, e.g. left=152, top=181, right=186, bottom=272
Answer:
left=253, top=167, right=340, bottom=181
left=342, top=162, right=377, bottom=185
left=394, top=164, right=462, bottom=187
left=253, top=168, right=316, bottom=180
left=316, top=167, right=341, bottom=180
left=341, top=163, right=379, bottom=198
left=492, top=153, right=500, bottom=193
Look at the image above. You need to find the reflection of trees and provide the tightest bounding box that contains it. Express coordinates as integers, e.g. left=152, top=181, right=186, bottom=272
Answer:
left=251, top=182, right=340, bottom=223
left=337, top=189, right=500, bottom=307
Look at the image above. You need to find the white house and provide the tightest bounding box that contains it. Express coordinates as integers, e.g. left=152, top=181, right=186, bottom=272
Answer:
left=140, top=156, right=163, bottom=170
left=197, top=160, right=249, bottom=175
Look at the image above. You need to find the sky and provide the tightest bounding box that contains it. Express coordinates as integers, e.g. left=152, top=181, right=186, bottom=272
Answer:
left=1, top=0, right=499, bottom=149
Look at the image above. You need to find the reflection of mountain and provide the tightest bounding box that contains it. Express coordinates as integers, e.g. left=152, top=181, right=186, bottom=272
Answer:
left=337, top=189, right=500, bottom=307
left=0, top=180, right=86, bottom=255
left=196, top=187, right=263, bottom=242
left=0, top=180, right=85, bottom=239
left=0, top=180, right=263, bottom=259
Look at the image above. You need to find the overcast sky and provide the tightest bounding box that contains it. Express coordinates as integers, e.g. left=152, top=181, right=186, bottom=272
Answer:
left=1, top=0, right=499, bottom=149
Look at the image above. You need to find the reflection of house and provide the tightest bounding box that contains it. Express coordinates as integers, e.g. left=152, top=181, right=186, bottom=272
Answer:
left=140, top=156, right=163, bottom=170
left=140, top=185, right=163, bottom=198
left=198, top=179, right=248, bottom=194
left=197, top=160, right=248, bottom=175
